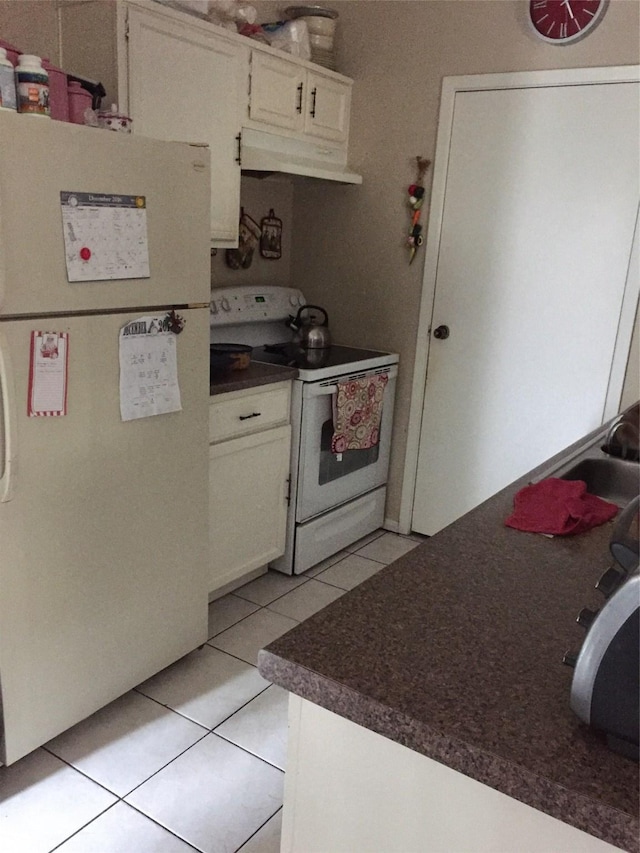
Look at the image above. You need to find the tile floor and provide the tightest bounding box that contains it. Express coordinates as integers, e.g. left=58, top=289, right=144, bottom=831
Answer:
left=0, top=531, right=421, bottom=853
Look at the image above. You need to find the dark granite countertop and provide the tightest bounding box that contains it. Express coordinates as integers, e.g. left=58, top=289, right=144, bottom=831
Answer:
left=209, top=361, right=297, bottom=396
left=258, top=427, right=640, bottom=852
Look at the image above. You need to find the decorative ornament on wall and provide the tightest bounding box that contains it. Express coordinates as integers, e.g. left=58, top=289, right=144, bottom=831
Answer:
left=529, top=0, right=608, bottom=44
left=407, top=156, right=431, bottom=265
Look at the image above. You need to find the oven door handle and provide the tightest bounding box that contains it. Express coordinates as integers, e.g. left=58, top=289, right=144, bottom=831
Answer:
left=303, top=365, right=398, bottom=399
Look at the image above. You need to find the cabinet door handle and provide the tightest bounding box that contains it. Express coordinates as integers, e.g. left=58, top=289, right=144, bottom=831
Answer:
left=310, top=87, right=317, bottom=118
left=235, top=132, right=242, bottom=165
left=296, top=82, right=304, bottom=114
left=238, top=411, right=261, bottom=421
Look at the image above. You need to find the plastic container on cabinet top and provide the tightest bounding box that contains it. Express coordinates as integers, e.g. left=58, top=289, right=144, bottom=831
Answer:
left=16, top=54, right=50, bottom=117
left=67, top=80, right=92, bottom=125
left=0, top=47, right=17, bottom=111
left=42, top=58, right=69, bottom=122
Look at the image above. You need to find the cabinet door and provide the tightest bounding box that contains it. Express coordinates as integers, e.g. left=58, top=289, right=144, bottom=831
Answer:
left=209, top=425, right=291, bottom=593
left=249, top=51, right=305, bottom=132
left=126, top=3, right=245, bottom=245
left=304, top=71, right=351, bottom=144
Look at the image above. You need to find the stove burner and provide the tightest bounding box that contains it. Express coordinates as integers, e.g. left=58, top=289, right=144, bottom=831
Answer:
left=253, top=342, right=396, bottom=375
left=262, top=342, right=333, bottom=369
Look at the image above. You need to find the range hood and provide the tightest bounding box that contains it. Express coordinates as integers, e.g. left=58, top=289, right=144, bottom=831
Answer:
left=240, top=128, right=362, bottom=185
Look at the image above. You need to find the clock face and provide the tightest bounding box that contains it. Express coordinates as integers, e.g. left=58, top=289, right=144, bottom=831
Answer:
left=529, top=0, right=608, bottom=44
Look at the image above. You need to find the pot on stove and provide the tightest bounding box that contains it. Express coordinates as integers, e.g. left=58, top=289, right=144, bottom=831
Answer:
left=288, top=305, right=331, bottom=349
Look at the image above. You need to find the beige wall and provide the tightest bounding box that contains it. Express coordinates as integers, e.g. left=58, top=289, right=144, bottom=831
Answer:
left=0, top=0, right=61, bottom=62
left=290, top=0, right=640, bottom=526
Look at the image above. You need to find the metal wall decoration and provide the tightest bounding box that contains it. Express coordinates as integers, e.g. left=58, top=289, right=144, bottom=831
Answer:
left=225, top=208, right=262, bottom=269
left=260, top=208, right=283, bottom=260
left=407, top=156, right=431, bottom=264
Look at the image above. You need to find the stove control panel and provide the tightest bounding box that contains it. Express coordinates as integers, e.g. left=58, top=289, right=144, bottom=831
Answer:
left=210, top=285, right=305, bottom=326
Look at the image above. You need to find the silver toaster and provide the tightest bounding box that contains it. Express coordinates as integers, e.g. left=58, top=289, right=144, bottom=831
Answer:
left=567, top=497, right=639, bottom=761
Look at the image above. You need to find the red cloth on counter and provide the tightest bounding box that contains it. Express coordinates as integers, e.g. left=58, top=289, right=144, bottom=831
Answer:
left=505, top=477, right=618, bottom=536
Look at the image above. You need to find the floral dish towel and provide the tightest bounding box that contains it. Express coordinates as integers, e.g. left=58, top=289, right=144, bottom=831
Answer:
left=331, top=373, right=389, bottom=454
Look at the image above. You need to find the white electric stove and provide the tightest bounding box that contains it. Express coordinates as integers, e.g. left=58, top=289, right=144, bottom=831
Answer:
left=210, top=286, right=399, bottom=574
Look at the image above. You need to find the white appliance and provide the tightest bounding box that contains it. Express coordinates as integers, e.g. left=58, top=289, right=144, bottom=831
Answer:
left=0, top=112, right=211, bottom=764
left=210, top=286, right=398, bottom=574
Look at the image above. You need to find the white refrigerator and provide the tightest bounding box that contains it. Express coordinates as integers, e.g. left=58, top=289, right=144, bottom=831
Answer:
left=0, top=112, right=211, bottom=764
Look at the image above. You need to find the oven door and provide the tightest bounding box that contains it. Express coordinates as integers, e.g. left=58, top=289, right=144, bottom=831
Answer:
left=296, top=364, right=397, bottom=523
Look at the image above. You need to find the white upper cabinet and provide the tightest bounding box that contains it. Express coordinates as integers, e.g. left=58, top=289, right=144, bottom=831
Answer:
left=126, top=4, right=246, bottom=246
left=249, top=52, right=305, bottom=132
left=59, top=0, right=357, bottom=242
left=248, top=51, right=351, bottom=146
left=304, top=70, right=351, bottom=144
left=60, top=0, right=248, bottom=248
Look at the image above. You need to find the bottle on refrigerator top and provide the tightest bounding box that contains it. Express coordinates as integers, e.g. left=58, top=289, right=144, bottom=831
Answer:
left=67, top=80, right=92, bottom=125
left=16, top=54, right=50, bottom=117
left=0, top=47, right=17, bottom=111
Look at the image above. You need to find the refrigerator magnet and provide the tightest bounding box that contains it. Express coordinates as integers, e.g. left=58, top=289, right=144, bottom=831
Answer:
left=28, top=331, right=69, bottom=417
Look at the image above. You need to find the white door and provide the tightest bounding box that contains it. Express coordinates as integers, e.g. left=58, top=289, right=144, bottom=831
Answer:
left=412, top=77, right=639, bottom=536
left=0, top=308, right=209, bottom=764
left=297, top=367, right=397, bottom=522
left=0, top=110, right=210, bottom=315
left=126, top=3, right=245, bottom=245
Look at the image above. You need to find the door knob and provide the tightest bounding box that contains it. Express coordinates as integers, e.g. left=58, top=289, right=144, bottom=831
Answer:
left=433, top=325, right=450, bottom=340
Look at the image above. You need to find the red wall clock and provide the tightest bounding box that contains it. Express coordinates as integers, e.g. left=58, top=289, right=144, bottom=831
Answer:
left=529, top=0, right=608, bottom=44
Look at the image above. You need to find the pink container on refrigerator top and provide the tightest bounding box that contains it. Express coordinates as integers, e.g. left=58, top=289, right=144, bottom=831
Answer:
left=67, top=80, right=92, bottom=124
left=42, top=59, right=69, bottom=122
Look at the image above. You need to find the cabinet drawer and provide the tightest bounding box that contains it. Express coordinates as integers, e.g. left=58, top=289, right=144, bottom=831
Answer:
left=209, top=382, right=290, bottom=443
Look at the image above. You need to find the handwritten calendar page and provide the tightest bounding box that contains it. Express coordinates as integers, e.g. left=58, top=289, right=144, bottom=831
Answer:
left=119, top=316, right=181, bottom=422
left=61, top=191, right=150, bottom=282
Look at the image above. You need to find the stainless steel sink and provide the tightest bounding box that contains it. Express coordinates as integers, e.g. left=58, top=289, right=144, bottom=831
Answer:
left=557, top=456, right=640, bottom=507
left=534, top=423, right=640, bottom=507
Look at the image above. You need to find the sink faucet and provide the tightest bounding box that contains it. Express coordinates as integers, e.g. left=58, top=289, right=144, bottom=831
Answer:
left=604, top=417, right=640, bottom=461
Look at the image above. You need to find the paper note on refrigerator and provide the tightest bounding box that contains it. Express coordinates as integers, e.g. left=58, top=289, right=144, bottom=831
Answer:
left=28, top=331, right=69, bottom=417
left=119, top=316, right=181, bottom=421
left=60, top=191, right=150, bottom=282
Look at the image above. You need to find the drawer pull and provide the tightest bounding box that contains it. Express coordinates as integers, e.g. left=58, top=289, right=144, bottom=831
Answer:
left=238, top=412, right=262, bottom=421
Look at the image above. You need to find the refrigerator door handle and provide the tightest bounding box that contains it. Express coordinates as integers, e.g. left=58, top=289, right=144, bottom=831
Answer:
left=0, top=330, right=17, bottom=502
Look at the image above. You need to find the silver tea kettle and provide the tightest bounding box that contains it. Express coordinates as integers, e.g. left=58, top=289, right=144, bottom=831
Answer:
left=287, top=305, right=331, bottom=349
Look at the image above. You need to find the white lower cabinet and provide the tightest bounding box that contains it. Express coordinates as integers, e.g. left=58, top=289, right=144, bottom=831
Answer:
left=283, top=697, right=620, bottom=853
left=208, top=382, right=291, bottom=595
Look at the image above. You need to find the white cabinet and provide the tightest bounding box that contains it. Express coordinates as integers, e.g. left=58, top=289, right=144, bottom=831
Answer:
left=248, top=51, right=351, bottom=145
left=208, top=382, right=291, bottom=595
left=127, top=3, right=246, bottom=245
left=60, top=0, right=247, bottom=247
left=59, top=0, right=357, bottom=242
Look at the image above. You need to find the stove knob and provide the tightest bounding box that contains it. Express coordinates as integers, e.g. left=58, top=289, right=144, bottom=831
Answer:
left=595, top=566, right=625, bottom=598
left=289, top=294, right=298, bottom=307
left=221, top=298, right=231, bottom=312
left=576, top=607, right=598, bottom=629
left=210, top=300, right=218, bottom=315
